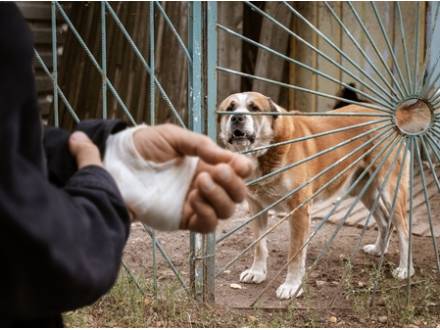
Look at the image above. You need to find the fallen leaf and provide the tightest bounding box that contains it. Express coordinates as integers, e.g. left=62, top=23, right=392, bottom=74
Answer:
left=230, top=283, right=242, bottom=289
left=328, top=316, right=337, bottom=323
left=378, top=316, right=387, bottom=323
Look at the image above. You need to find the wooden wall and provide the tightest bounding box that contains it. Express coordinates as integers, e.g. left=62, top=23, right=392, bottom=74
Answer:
left=21, top=2, right=430, bottom=128
left=16, top=1, right=64, bottom=122
left=288, top=2, right=426, bottom=112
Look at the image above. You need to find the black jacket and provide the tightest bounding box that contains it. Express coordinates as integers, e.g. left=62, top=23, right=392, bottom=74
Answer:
left=0, top=4, right=130, bottom=327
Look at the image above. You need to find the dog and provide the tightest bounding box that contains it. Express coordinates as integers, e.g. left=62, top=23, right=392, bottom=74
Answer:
left=218, top=91, right=412, bottom=299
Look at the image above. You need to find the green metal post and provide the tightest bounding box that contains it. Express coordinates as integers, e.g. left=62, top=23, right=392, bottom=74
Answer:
left=203, top=1, right=217, bottom=304
left=188, top=1, right=205, bottom=302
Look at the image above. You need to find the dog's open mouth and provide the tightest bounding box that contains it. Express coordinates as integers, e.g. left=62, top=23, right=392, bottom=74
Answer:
left=228, top=134, right=256, bottom=145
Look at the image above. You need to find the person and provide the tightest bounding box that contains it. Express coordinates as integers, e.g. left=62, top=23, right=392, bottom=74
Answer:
left=0, top=3, right=251, bottom=327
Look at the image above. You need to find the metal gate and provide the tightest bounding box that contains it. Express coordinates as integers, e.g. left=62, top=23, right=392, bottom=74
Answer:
left=33, top=1, right=440, bottom=308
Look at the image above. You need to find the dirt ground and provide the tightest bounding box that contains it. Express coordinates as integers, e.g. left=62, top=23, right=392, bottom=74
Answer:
left=120, top=200, right=440, bottom=326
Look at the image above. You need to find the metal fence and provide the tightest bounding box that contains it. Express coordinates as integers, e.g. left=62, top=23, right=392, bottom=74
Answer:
left=34, top=1, right=440, bottom=308
left=34, top=1, right=217, bottom=301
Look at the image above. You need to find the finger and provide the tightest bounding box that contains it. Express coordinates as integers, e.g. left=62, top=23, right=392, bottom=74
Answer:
left=197, top=155, right=253, bottom=181
left=196, top=172, right=236, bottom=219
left=210, top=164, right=247, bottom=203
left=69, top=131, right=102, bottom=169
left=180, top=190, right=196, bottom=230
left=229, top=154, right=254, bottom=178
left=188, top=191, right=218, bottom=233
left=162, top=124, right=238, bottom=165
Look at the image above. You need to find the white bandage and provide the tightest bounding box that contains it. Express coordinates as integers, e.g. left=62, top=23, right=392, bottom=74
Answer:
left=103, top=125, right=199, bottom=231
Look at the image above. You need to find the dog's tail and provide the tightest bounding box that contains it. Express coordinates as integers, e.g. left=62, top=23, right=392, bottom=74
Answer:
left=333, top=83, right=362, bottom=109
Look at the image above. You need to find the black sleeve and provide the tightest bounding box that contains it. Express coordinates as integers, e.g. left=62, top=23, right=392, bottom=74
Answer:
left=44, top=120, right=128, bottom=187
left=0, top=3, right=131, bottom=319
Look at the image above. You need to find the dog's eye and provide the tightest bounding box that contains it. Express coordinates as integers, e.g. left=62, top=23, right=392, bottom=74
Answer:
left=249, top=104, right=260, bottom=112
left=226, top=103, right=235, bottom=112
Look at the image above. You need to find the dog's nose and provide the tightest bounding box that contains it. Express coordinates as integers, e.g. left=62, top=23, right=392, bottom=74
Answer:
left=231, top=114, right=245, bottom=124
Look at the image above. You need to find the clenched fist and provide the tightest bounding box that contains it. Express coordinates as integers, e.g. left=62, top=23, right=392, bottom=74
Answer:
left=132, top=124, right=252, bottom=233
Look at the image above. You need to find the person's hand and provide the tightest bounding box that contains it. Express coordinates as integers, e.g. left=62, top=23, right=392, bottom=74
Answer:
left=133, top=124, right=253, bottom=233
left=69, top=131, right=102, bottom=169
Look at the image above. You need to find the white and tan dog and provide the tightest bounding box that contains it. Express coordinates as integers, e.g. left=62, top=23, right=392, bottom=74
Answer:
left=218, top=92, right=412, bottom=299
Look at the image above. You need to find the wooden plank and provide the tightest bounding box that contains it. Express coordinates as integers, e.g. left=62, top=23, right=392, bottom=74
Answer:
left=155, top=2, right=189, bottom=125
left=34, top=51, right=53, bottom=70
left=31, top=27, right=61, bottom=45
left=290, top=2, right=318, bottom=112
left=316, top=2, right=341, bottom=111
left=16, top=2, right=62, bottom=21
left=38, top=96, right=52, bottom=116
left=252, top=2, right=291, bottom=108
left=340, top=2, right=364, bottom=90
left=218, top=2, right=243, bottom=104
left=393, top=2, right=426, bottom=95
left=35, top=75, right=53, bottom=94
left=362, top=2, right=394, bottom=101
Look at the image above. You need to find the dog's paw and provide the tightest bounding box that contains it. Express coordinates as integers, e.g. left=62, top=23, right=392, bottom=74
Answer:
left=240, top=268, right=266, bottom=284
left=392, top=266, right=415, bottom=280
left=362, top=244, right=383, bottom=256
left=276, top=282, right=303, bottom=300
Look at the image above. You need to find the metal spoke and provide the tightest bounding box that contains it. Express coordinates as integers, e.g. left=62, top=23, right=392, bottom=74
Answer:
left=218, top=23, right=394, bottom=109
left=55, top=2, right=136, bottom=125
left=420, top=135, right=440, bottom=195
left=242, top=119, right=389, bottom=156
left=216, top=127, right=395, bottom=273
left=143, top=225, right=190, bottom=295
left=51, top=2, right=59, bottom=127
left=121, top=261, right=144, bottom=295
left=407, top=137, right=415, bottom=303
left=350, top=138, right=406, bottom=260
left=415, top=139, right=440, bottom=272
left=413, top=2, right=421, bottom=94
left=324, top=1, right=399, bottom=107
left=154, top=1, right=192, bottom=64
left=218, top=67, right=393, bottom=114
left=370, top=2, right=411, bottom=98
left=395, top=2, right=413, bottom=95
left=327, top=137, right=406, bottom=310
left=34, top=50, right=80, bottom=123
left=217, top=110, right=390, bottom=118
left=248, top=133, right=401, bottom=305
left=417, top=2, right=440, bottom=93
left=283, top=1, right=401, bottom=103
left=101, top=2, right=107, bottom=119
left=248, top=123, right=391, bottom=186
left=244, top=1, right=396, bottom=105
left=104, top=1, right=186, bottom=127
left=348, top=1, right=407, bottom=97
left=368, top=136, right=410, bottom=307
left=217, top=128, right=392, bottom=243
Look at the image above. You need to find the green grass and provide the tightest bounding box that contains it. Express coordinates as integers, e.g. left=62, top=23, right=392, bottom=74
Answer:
left=64, top=269, right=440, bottom=327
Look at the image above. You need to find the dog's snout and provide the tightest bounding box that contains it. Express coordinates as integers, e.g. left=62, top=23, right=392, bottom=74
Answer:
left=231, top=114, right=245, bottom=125
left=233, top=129, right=245, bottom=137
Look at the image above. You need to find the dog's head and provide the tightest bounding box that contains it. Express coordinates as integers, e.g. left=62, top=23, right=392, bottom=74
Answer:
left=218, top=92, right=280, bottom=155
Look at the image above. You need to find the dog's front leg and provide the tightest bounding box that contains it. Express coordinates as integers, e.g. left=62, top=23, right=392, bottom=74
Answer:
left=240, top=199, right=268, bottom=284
left=276, top=205, right=310, bottom=299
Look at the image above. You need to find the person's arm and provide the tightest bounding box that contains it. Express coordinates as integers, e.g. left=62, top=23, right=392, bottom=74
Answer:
left=43, top=120, right=127, bottom=187
left=0, top=4, right=130, bottom=318
left=1, top=124, right=131, bottom=318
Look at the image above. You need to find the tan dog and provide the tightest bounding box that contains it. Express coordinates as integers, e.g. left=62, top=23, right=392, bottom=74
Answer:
left=218, top=92, right=412, bottom=299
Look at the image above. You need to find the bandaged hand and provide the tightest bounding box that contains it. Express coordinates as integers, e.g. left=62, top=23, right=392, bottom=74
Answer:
left=104, top=124, right=252, bottom=233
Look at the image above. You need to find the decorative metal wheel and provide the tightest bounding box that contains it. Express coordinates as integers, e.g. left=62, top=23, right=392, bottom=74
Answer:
left=214, top=1, right=440, bottom=307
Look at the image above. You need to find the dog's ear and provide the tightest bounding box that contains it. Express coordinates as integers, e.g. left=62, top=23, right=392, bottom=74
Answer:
left=268, top=97, right=279, bottom=120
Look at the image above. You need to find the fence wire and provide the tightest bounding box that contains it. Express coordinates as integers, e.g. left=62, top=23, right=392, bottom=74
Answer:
left=33, top=0, right=440, bottom=310
left=216, top=1, right=440, bottom=308
left=34, top=1, right=206, bottom=300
